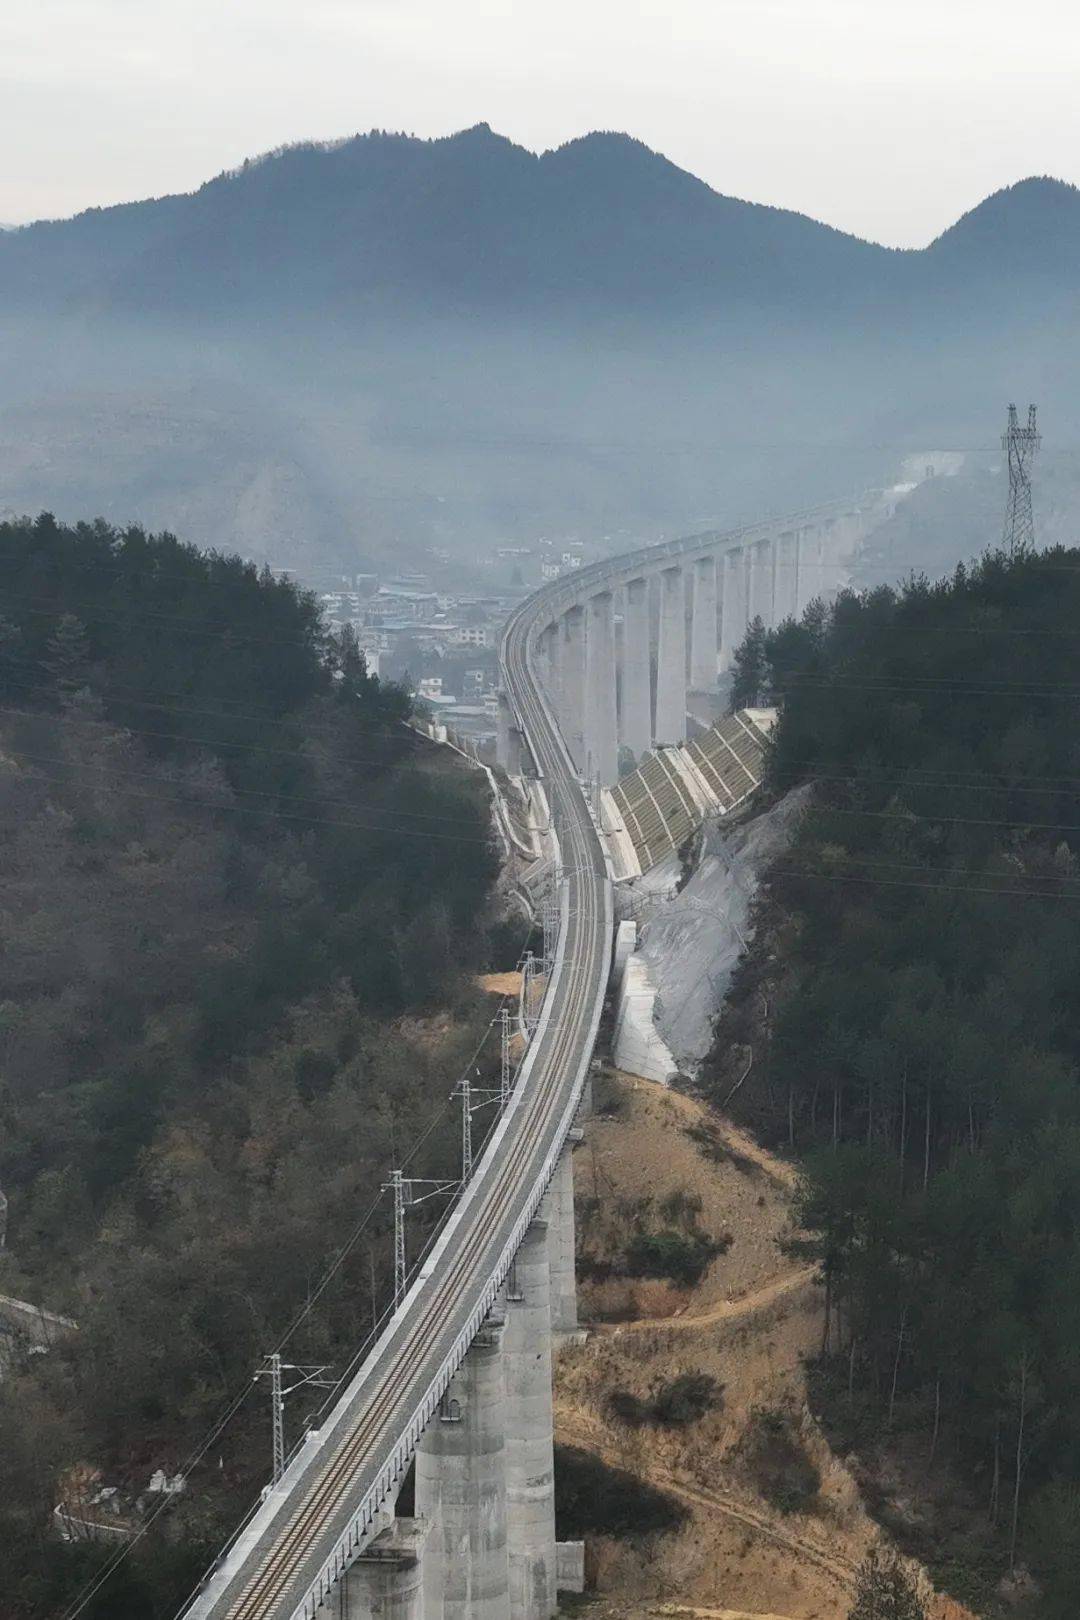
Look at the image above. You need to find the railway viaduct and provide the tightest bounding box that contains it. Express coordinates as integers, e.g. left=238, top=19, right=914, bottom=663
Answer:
left=498, top=491, right=890, bottom=783
left=181, top=490, right=888, bottom=1620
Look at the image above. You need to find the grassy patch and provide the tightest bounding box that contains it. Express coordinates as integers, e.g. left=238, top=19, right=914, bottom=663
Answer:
left=624, top=1228, right=727, bottom=1286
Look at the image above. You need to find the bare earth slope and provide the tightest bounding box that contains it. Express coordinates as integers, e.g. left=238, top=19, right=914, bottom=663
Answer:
left=555, top=1074, right=976, bottom=1620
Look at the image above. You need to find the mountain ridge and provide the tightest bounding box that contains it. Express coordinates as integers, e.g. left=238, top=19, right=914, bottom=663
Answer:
left=12, top=124, right=1073, bottom=323
left=2, top=123, right=1079, bottom=581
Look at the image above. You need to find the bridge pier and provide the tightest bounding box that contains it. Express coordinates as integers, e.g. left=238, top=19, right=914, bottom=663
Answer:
left=774, top=530, right=799, bottom=622
left=504, top=1209, right=557, bottom=1620
left=416, top=1319, right=510, bottom=1620
left=620, top=576, right=652, bottom=762
left=718, top=546, right=747, bottom=674
left=689, top=554, right=718, bottom=691
left=547, top=1140, right=579, bottom=1340
left=654, top=563, right=686, bottom=745
left=795, top=523, right=825, bottom=616
left=584, top=590, right=618, bottom=787
left=340, top=1519, right=429, bottom=1620
left=747, top=538, right=774, bottom=626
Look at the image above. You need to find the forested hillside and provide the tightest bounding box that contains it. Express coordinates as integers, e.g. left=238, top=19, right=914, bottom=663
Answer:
left=0, top=515, right=509, bottom=1618
left=716, top=548, right=1080, bottom=1617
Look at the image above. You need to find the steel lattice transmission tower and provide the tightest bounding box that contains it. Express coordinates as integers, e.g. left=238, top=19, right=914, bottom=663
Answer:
left=1002, top=403, right=1041, bottom=552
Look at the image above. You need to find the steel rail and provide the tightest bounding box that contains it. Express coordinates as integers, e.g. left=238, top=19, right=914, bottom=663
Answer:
left=180, top=579, right=612, bottom=1620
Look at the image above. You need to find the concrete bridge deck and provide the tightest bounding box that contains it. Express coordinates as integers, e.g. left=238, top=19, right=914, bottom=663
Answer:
left=181, top=561, right=613, bottom=1620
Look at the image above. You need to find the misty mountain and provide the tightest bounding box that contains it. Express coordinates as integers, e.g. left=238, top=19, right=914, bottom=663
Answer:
left=1, top=126, right=1078, bottom=579
left=926, top=176, right=1080, bottom=279
left=0, top=126, right=898, bottom=320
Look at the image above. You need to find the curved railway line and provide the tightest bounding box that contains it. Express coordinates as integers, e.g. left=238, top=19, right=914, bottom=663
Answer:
left=182, top=584, right=613, bottom=1620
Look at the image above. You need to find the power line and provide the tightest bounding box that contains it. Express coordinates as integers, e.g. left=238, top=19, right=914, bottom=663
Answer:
left=769, top=861, right=1080, bottom=904
left=0, top=696, right=492, bottom=808
left=782, top=769, right=1080, bottom=804
left=773, top=758, right=1080, bottom=791
left=7, top=756, right=497, bottom=844
left=62, top=962, right=526, bottom=1620
left=804, top=802, right=1080, bottom=837
left=0, top=587, right=332, bottom=651
left=0, top=671, right=416, bottom=732
left=773, top=847, right=1080, bottom=893
left=3, top=740, right=492, bottom=829
left=770, top=674, right=1080, bottom=699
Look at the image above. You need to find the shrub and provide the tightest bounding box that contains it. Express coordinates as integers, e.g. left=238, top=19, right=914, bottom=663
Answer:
left=624, top=1229, right=722, bottom=1286
left=742, top=1405, right=821, bottom=1514
left=592, top=1069, right=627, bottom=1118
left=651, top=1372, right=722, bottom=1426
left=658, top=1187, right=704, bottom=1228
left=848, top=1547, right=928, bottom=1619
left=607, top=1389, right=649, bottom=1426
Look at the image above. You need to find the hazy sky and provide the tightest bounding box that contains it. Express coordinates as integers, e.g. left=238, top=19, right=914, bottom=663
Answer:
left=3, top=0, right=1080, bottom=245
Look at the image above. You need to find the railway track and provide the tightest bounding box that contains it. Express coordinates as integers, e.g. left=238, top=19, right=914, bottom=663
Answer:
left=182, top=587, right=612, bottom=1619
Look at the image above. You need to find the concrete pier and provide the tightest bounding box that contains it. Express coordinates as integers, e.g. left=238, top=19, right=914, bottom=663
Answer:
left=747, top=539, right=774, bottom=626
left=546, top=1144, right=579, bottom=1339
left=620, top=576, right=652, bottom=762
left=654, top=564, right=686, bottom=745
left=719, top=546, right=748, bottom=673
left=341, top=1520, right=428, bottom=1620
left=415, top=1322, right=510, bottom=1620
left=795, top=524, right=825, bottom=616
left=583, top=590, right=618, bottom=786
left=773, top=530, right=799, bottom=622
left=689, top=554, right=718, bottom=691
left=503, top=1213, right=556, bottom=1620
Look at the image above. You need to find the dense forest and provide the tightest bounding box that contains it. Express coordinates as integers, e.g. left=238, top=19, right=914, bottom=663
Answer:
left=717, top=548, right=1080, bottom=1617
left=0, top=515, right=511, bottom=1618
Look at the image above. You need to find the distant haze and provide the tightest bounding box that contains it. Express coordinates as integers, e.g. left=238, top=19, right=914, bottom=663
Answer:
left=4, top=0, right=1080, bottom=246
left=3, top=122, right=1080, bottom=585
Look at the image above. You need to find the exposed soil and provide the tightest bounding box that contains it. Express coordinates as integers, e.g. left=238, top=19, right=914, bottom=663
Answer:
left=477, top=970, right=523, bottom=996
left=554, top=1072, right=978, bottom=1620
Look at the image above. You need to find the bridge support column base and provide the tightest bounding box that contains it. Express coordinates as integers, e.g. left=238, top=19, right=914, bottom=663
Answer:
left=547, top=1143, right=579, bottom=1341
left=555, top=1541, right=585, bottom=1595
left=505, top=1209, right=557, bottom=1620
left=415, top=1319, right=509, bottom=1620
left=341, top=1518, right=428, bottom=1620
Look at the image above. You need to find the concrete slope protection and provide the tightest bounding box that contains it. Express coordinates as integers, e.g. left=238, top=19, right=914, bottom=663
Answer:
left=180, top=589, right=613, bottom=1618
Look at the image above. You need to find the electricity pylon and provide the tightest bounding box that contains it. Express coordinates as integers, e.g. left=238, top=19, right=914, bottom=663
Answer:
left=1002, top=403, right=1040, bottom=552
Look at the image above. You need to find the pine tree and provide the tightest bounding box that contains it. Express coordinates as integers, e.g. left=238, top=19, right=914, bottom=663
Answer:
left=43, top=612, right=90, bottom=693
left=334, top=623, right=373, bottom=703
left=848, top=1547, right=928, bottom=1620
left=731, top=614, right=768, bottom=709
